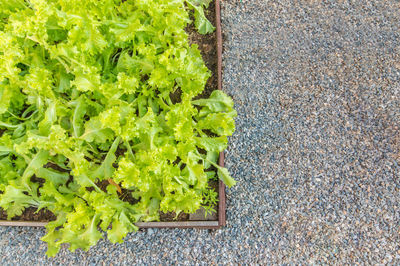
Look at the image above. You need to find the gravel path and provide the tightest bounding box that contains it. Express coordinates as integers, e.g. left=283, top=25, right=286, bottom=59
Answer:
left=1, top=0, right=400, bottom=264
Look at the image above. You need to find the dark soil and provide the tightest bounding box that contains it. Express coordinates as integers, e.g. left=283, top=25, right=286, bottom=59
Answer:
left=159, top=211, right=190, bottom=222
left=0, top=2, right=219, bottom=224
left=187, top=2, right=218, bottom=99
left=0, top=207, right=56, bottom=221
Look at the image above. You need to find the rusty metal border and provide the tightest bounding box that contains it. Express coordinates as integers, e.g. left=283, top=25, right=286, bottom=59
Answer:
left=0, top=0, right=226, bottom=229
left=216, top=0, right=227, bottom=229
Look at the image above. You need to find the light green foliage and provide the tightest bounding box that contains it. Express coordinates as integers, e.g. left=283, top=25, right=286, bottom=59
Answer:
left=0, top=0, right=236, bottom=256
left=186, top=0, right=216, bottom=34
left=202, top=185, right=218, bottom=217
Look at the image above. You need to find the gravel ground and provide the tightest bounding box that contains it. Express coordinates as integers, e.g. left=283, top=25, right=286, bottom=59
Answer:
left=1, top=0, right=400, bottom=264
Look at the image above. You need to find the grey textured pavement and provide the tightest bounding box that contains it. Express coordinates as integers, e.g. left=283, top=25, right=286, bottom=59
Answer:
left=1, top=0, right=400, bottom=264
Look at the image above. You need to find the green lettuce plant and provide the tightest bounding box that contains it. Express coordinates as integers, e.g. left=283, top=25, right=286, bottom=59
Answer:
left=0, top=0, right=236, bottom=256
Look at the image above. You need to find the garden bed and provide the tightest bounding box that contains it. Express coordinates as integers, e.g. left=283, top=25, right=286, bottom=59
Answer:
left=0, top=0, right=227, bottom=229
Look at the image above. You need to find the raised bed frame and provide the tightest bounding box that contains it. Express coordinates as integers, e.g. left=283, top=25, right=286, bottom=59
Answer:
left=0, top=0, right=226, bottom=229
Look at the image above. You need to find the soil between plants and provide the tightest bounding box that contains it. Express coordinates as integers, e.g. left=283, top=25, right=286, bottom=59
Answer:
left=0, top=2, right=219, bottom=223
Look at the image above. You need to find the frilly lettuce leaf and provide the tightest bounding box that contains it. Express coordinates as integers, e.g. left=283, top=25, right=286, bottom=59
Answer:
left=186, top=0, right=215, bottom=34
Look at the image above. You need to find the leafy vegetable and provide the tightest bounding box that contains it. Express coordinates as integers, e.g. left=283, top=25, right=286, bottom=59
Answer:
left=186, top=0, right=216, bottom=34
left=0, top=0, right=236, bottom=257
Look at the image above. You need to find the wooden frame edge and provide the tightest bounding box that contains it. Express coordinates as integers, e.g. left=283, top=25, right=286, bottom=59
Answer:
left=215, top=0, right=226, bottom=228
left=0, top=220, right=220, bottom=229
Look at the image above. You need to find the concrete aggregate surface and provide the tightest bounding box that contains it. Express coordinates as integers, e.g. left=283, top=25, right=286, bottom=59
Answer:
left=1, top=0, right=400, bottom=264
